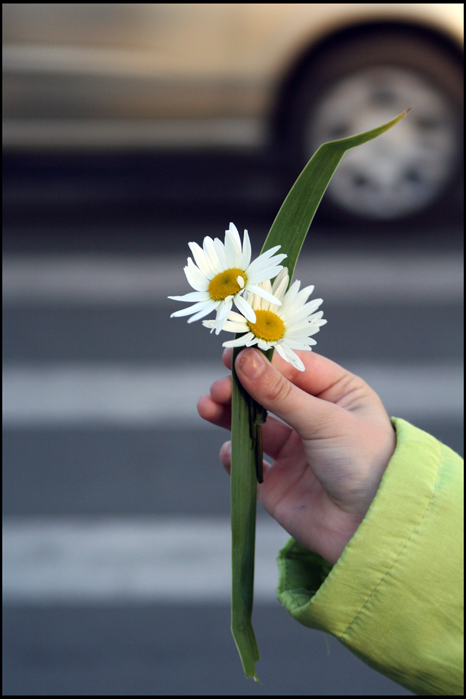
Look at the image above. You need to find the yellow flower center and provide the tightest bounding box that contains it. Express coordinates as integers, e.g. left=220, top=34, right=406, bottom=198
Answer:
left=208, top=268, right=247, bottom=301
left=247, top=309, right=285, bottom=343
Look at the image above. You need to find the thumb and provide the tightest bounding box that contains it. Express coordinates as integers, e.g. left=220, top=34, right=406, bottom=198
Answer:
left=235, top=348, right=334, bottom=440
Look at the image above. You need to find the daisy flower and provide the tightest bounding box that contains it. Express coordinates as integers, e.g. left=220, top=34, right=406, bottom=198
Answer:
left=204, top=268, right=327, bottom=371
left=169, top=223, right=287, bottom=334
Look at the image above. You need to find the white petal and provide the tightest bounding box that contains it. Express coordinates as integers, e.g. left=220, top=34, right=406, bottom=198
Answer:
left=256, top=245, right=282, bottom=259
left=283, top=328, right=319, bottom=349
left=296, top=315, right=326, bottom=329
left=287, top=351, right=306, bottom=372
left=300, top=284, right=315, bottom=298
left=246, top=246, right=285, bottom=269
left=247, top=284, right=282, bottom=306
left=280, top=290, right=311, bottom=318
left=272, top=269, right=289, bottom=298
left=221, top=320, right=249, bottom=333
left=282, top=338, right=316, bottom=350
left=250, top=253, right=287, bottom=274
left=247, top=264, right=285, bottom=284
left=237, top=275, right=245, bottom=289
left=187, top=302, right=220, bottom=324
left=274, top=343, right=289, bottom=363
left=203, top=237, right=221, bottom=271
left=286, top=302, right=323, bottom=324
left=285, top=322, right=321, bottom=337
left=260, top=277, right=272, bottom=295
left=188, top=242, right=213, bottom=277
left=234, top=294, right=257, bottom=323
left=278, top=281, right=300, bottom=312
left=214, top=298, right=233, bottom=334
left=284, top=295, right=318, bottom=319
left=279, top=345, right=306, bottom=371
left=247, top=289, right=266, bottom=312
left=168, top=291, right=209, bottom=302
left=170, top=299, right=216, bottom=318
left=246, top=250, right=282, bottom=271
left=279, top=279, right=302, bottom=304
left=227, top=222, right=242, bottom=247
left=223, top=332, right=255, bottom=348
left=213, top=237, right=228, bottom=269
left=241, top=229, right=252, bottom=269
left=225, top=224, right=243, bottom=267
left=257, top=339, right=273, bottom=350
left=284, top=308, right=317, bottom=325
left=184, top=260, right=208, bottom=291
left=225, top=310, right=247, bottom=324
left=252, top=291, right=266, bottom=311
left=207, top=318, right=250, bottom=335
left=300, top=298, right=323, bottom=315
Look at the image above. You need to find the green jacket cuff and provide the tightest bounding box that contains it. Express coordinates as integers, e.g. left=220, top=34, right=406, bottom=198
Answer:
left=276, top=417, right=464, bottom=695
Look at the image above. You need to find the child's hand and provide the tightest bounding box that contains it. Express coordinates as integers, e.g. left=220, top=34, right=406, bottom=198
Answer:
left=198, top=348, right=396, bottom=565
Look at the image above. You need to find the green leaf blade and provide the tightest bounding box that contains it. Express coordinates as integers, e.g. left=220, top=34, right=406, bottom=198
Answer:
left=261, top=108, right=412, bottom=280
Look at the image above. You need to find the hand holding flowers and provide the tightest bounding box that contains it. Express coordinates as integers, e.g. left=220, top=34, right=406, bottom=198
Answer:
left=169, top=109, right=411, bottom=681
left=199, top=347, right=396, bottom=567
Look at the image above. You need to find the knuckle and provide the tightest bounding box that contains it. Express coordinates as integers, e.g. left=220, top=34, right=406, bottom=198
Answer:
left=263, top=368, right=293, bottom=405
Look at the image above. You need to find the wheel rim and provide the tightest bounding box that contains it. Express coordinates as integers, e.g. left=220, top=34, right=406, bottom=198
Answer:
left=306, top=66, right=458, bottom=219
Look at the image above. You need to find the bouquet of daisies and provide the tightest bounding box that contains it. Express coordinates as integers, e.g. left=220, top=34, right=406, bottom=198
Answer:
left=170, top=109, right=410, bottom=682
left=170, top=223, right=326, bottom=371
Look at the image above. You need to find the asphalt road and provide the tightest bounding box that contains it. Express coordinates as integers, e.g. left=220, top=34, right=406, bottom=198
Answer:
left=3, top=151, right=463, bottom=696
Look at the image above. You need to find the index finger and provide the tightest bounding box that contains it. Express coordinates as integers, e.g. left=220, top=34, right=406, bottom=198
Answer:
left=222, top=347, right=353, bottom=399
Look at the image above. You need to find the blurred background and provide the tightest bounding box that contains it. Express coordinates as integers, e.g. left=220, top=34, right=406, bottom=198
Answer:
left=2, top=3, right=463, bottom=695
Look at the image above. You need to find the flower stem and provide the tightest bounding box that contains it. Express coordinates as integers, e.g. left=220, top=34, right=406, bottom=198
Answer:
left=230, top=346, right=261, bottom=681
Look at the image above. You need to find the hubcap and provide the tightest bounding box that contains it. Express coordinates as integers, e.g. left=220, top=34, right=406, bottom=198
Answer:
left=306, top=67, right=458, bottom=219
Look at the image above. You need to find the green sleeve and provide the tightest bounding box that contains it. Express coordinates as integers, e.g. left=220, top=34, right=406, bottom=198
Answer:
left=276, top=418, right=464, bottom=696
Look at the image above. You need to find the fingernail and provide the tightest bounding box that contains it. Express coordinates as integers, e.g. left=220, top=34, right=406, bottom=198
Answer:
left=238, top=349, right=266, bottom=379
left=220, top=440, right=232, bottom=474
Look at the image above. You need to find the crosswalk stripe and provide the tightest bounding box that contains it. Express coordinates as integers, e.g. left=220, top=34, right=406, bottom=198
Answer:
left=2, top=516, right=289, bottom=603
left=2, top=361, right=463, bottom=427
left=3, top=253, right=463, bottom=304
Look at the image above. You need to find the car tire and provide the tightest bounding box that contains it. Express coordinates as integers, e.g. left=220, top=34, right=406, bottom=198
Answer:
left=282, top=29, right=464, bottom=226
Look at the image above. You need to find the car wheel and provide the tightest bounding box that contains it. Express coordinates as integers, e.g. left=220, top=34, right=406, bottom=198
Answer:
left=284, top=30, right=463, bottom=224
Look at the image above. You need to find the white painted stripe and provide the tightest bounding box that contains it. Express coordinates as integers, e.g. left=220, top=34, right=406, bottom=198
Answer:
left=2, top=361, right=463, bottom=427
left=3, top=253, right=463, bottom=304
left=2, top=517, right=290, bottom=603
left=2, top=256, right=186, bottom=304
left=2, top=118, right=266, bottom=150
left=2, top=362, right=219, bottom=428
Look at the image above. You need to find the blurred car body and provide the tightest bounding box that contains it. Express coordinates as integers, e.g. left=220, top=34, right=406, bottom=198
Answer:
left=3, top=3, right=463, bottom=223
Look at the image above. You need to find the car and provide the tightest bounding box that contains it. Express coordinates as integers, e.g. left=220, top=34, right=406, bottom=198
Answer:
left=3, top=3, right=463, bottom=224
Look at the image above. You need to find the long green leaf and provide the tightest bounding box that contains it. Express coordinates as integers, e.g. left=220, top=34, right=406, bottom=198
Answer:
left=261, top=108, right=411, bottom=270
left=230, top=108, right=411, bottom=681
